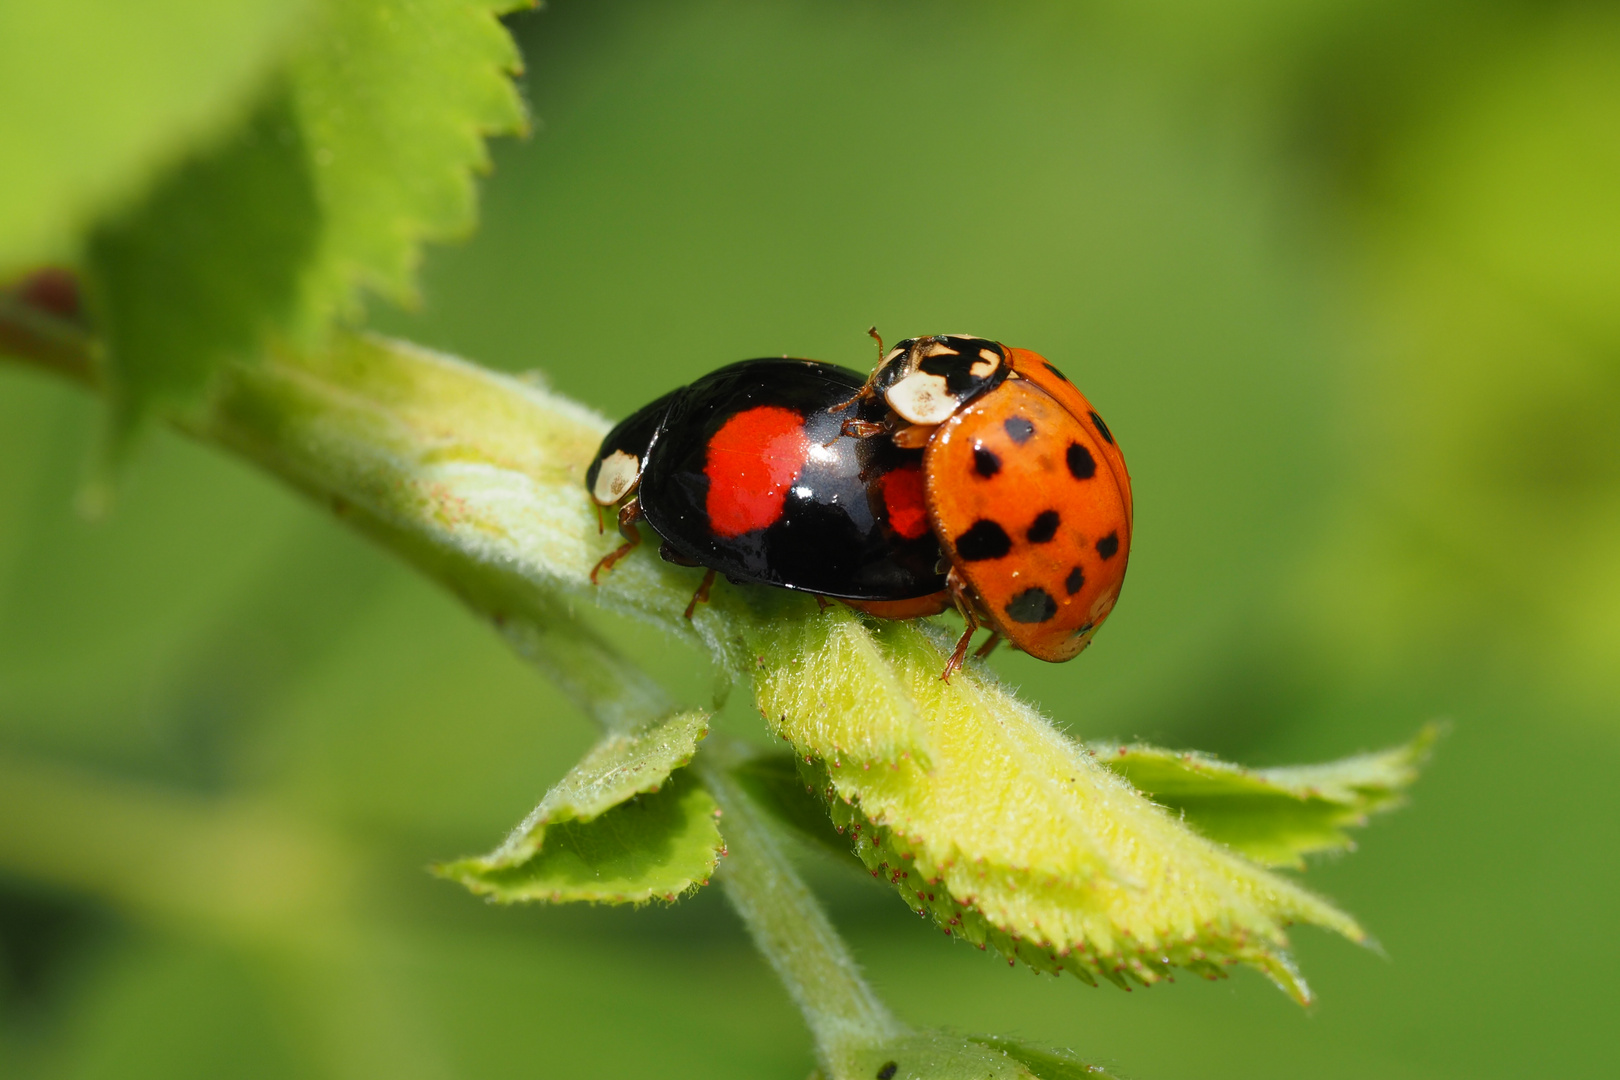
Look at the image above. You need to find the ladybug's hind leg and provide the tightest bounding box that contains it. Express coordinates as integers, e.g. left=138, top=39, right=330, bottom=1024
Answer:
left=941, top=568, right=982, bottom=683
left=973, top=631, right=1003, bottom=660
left=683, top=568, right=717, bottom=620
left=590, top=498, right=644, bottom=583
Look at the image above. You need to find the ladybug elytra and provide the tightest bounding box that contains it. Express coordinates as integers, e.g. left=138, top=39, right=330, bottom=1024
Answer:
left=586, top=334, right=1132, bottom=678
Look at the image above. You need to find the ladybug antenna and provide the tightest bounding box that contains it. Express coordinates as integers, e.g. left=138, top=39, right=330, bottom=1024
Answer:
left=867, top=326, right=885, bottom=361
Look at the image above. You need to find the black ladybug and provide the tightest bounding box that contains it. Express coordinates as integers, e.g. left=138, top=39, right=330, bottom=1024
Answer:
left=585, top=357, right=948, bottom=617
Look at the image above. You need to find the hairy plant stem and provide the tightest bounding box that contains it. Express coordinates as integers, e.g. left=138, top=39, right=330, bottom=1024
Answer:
left=698, top=744, right=906, bottom=1074
left=0, top=298, right=905, bottom=1077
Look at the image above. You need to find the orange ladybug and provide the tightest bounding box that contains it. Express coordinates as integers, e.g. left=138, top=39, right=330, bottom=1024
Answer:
left=841, top=333, right=1133, bottom=678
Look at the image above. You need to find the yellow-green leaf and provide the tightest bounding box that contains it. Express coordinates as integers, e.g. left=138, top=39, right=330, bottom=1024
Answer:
left=1095, top=725, right=1440, bottom=868
left=762, top=614, right=1365, bottom=1004
left=82, top=0, right=531, bottom=448
left=467, top=708, right=710, bottom=868
left=437, top=768, right=723, bottom=905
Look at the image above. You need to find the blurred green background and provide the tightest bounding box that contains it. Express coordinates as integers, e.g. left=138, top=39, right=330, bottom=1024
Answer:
left=3, top=1, right=1618, bottom=1077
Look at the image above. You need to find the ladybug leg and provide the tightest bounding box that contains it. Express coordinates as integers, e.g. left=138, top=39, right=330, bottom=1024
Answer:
left=589, top=498, right=644, bottom=583
left=941, top=568, right=981, bottom=683
left=838, top=418, right=888, bottom=440
left=942, top=617, right=979, bottom=683
left=829, top=384, right=875, bottom=416
left=683, top=567, right=718, bottom=620
left=973, top=631, right=1003, bottom=660
left=658, top=540, right=703, bottom=567
left=814, top=594, right=831, bottom=612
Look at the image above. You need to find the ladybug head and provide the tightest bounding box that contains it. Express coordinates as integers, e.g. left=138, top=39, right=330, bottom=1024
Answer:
left=872, top=335, right=1011, bottom=425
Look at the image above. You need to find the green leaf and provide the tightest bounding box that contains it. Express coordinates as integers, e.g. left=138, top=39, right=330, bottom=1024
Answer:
left=966, top=1035, right=1121, bottom=1080
left=86, top=95, right=320, bottom=452
left=470, top=707, right=711, bottom=867
left=437, top=767, right=724, bottom=905
left=815, top=1031, right=1116, bottom=1080
left=1095, top=725, right=1441, bottom=868
left=753, top=609, right=933, bottom=767
left=82, top=0, right=530, bottom=447
left=0, top=0, right=313, bottom=273
left=284, top=0, right=532, bottom=323
left=761, top=613, right=1365, bottom=1004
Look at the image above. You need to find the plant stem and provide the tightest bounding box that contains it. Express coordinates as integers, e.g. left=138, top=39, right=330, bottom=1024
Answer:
left=0, top=291, right=96, bottom=386
left=696, top=744, right=906, bottom=1076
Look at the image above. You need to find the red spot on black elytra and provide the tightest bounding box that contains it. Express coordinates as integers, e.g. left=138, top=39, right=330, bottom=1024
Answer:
left=878, top=465, right=930, bottom=540
left=703, top=405, right=810, bottom=537
left=1066, top=443, right=1096, bottom=480
left=955, top=519, right=1011, bottom=561
left=1089, top=409, right=1115, bottom=445
left=972, top=443, right=1001, bottom=477
left=1095, top=531, right=1119, bottom=560
left=1005, top=587, right=1058, bottom=623
left=1026, top=510, right=1060, bottom=543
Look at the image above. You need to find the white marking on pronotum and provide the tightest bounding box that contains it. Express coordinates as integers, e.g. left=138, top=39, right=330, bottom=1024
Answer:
left=591, top=449, right=641, bottom=504
left=970, top=349, right=1001, bottom=378
left=885, top=372, right=958, bottom=425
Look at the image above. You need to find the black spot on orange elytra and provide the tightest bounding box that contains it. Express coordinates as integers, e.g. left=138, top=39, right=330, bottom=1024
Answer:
left=1065, top=566, right=1085, bottom=595
left=1095, top=531, right=1119, bottom=560
left=1043, top=361, right=1072, bottom=384
left=1026, top=510, right=1060, bottom=543
left=955, top=520, right=1012, bottom=561
left=1089, top=409, right=1114, bottom=445
left=973, top=444, right=1001, bottom=478
left=1003, top=416, right=1035, bottom=443
left=1006, top=587, right=1058, bottom=623
left=1066, top=443, right=1096, bottom=480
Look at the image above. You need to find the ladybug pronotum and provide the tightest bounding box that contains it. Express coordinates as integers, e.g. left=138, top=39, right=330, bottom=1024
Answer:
left=586, top=334, right=1132, bottom=679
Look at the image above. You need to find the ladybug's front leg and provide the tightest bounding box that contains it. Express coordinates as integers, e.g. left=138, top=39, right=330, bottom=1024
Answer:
left=589, top=497, right=644, bottom=583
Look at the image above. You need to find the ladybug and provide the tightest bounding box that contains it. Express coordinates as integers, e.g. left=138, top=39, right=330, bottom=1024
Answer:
left=586, top=334, right=1132, bottom=679
left=585, top=357, right=949, bottom=618
left=850, top=334, right=1132, bottom=676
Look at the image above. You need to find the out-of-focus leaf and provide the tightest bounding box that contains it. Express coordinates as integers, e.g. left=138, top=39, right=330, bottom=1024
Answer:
left=464, top=708, right=710, bottom=868
left=83, top=0, right=531, bottom=448
left=86, top=96, right=320, bottom=454
left=0, top=0, right=312, bottom=273
left=759, top=612, right=1366, bottom=1004
left=437, top=768, right=723, bottom=905
left=1093, top=725, right=1439, bottom=867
